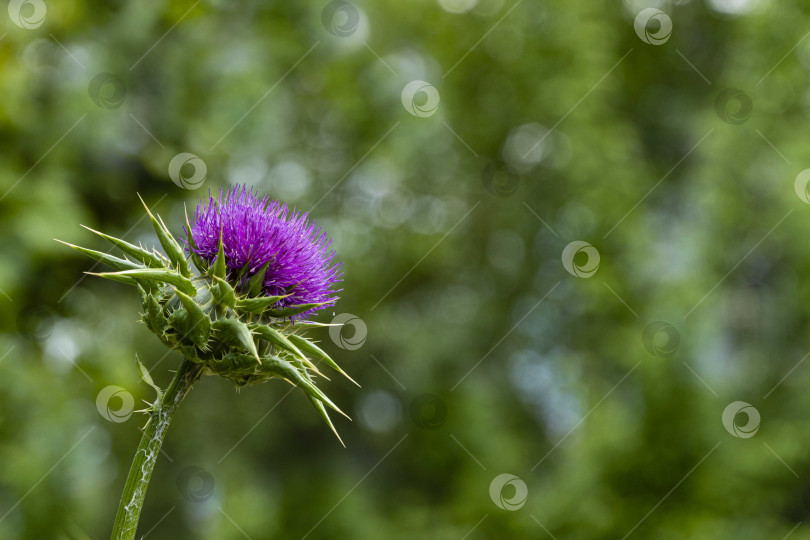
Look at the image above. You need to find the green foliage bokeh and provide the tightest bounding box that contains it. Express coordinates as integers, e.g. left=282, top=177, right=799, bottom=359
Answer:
left=2, top=0, right=810, bottom=538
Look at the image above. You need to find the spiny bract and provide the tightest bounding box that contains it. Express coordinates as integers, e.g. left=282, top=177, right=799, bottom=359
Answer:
left=57, top=187, right=356, bottom=443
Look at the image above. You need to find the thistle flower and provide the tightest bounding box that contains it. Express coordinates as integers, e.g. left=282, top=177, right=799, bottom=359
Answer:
left=57, top=185, right=356, bottom=540
left=188, top=186, right=343, bottom=320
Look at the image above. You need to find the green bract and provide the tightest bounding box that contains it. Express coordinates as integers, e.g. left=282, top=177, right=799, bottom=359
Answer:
left=58, top=198, right=355, bottom=443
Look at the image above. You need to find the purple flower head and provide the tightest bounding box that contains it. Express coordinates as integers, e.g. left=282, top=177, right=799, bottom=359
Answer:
left=188, top=185, right=342, bottom=320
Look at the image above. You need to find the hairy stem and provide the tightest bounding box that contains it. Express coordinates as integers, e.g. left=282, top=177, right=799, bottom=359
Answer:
left=110, top=357, right=203, bottom=540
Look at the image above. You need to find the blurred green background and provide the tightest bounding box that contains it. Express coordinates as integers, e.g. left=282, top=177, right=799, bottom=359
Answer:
left=3, top=0, right=810, bottom=538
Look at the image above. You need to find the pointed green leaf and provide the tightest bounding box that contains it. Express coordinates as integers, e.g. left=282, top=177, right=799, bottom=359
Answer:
left=216, top=352, right=263, bottom=374
left=138, top=194, right=191, bottom=278
left=251, top=324, right=306, bottom=360
left=159, top=213, right=192, bottom=278
left=86, top=271, right=140, bottom=287
left=235, top=294, right=289, bottom=314
left=208, top=232, right=227, bottom=279
left=56, top=240, right=143, bottom=271
left=136, top=354, right=163, bottom=403
left=92, top=269, right=196, bottom=296
left=137, top=284, right=148, bottom=305
left=212, top=318, right=259, bottom=362
left=211, top=276, right=236, bottom=309
left=80, top=225, right=165, bottom=268
left=293, top=358, right=344, bottom=446
left=266, top=302, right=331, bottom=318
left=288, top=334, right=359, bottom=387
left=185, top=204, right=208, bottom=274
left=235, top=264, right=251, bottom=287
left=261, top=356, right=349, bottom=419
left=141, top=289, right=168, bottom=333
left=288, top=321, right=344, bottom=329
left=247, top=261, right=270, bottom=296
left=169, top=308, right=203, bottom=349
left=171, top=290, right=211, bottom=348
left=174, top=289, right=210, bottom=325
left=307, top=396, right=344, bottom=445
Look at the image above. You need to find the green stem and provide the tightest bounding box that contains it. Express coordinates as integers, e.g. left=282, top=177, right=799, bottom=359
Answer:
left=110, top=357, right=203, bottom=540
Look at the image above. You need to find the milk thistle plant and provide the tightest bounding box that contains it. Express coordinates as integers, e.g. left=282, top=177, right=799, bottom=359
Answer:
left=58, top=185, right=355, bottom=540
